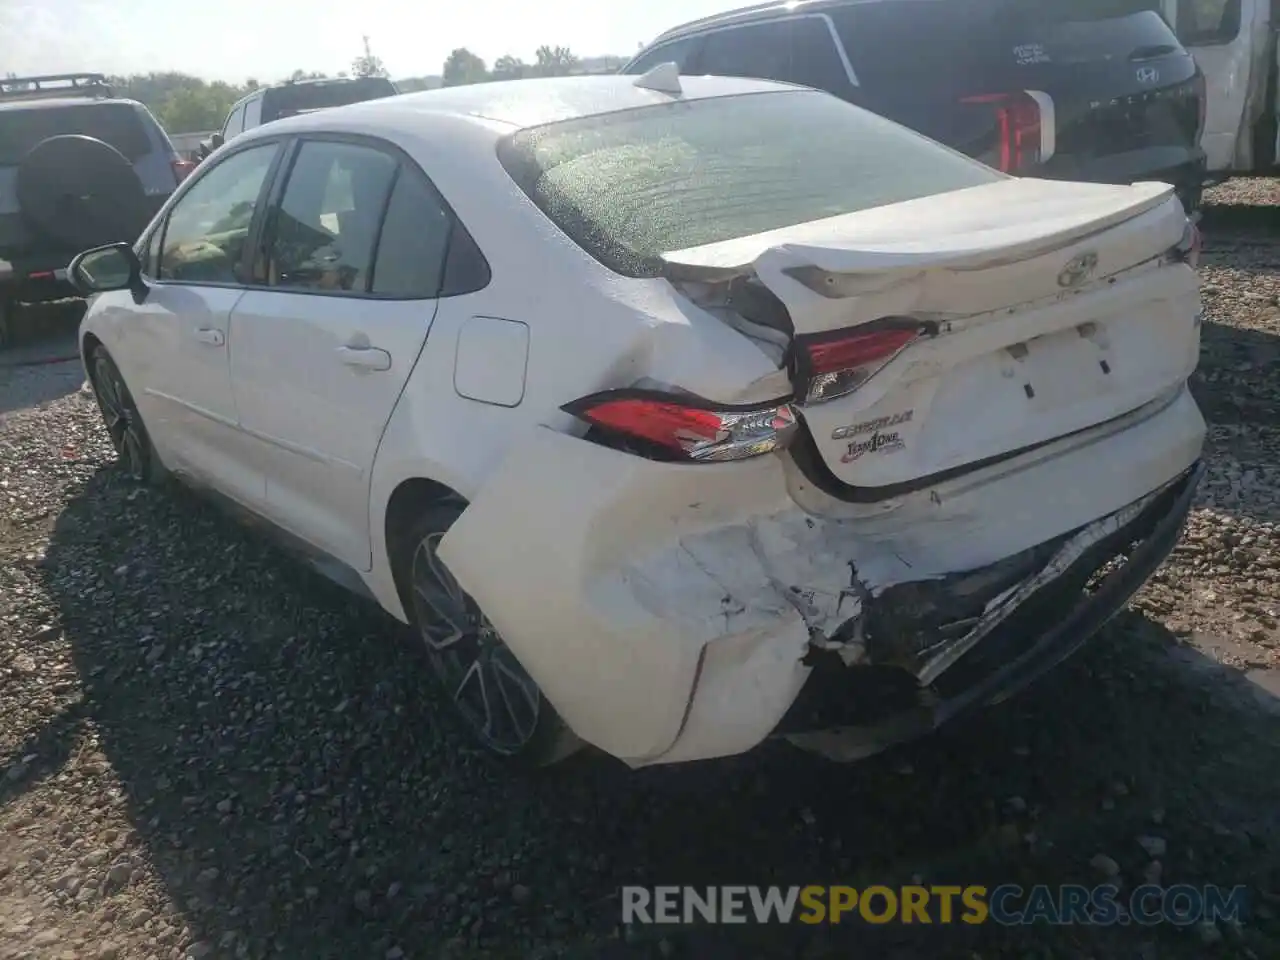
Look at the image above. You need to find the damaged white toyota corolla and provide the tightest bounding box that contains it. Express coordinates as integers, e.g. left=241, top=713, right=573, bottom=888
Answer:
left=71, top=70, right=1205, bottom=769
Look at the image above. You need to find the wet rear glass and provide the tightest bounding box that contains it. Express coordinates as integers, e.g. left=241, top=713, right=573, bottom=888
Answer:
left=497, top=90, right=1000, bottom=278
left=0, top=102, right=152, bottom=165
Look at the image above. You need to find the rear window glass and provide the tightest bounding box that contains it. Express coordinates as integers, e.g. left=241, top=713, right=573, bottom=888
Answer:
left=497, top=89, right=1000, bottom=278
left=0, top=102, right=152, bottom=165
left=261, top=79, right=398, bottom=122
left=830, top=0, right=1170, bottom=92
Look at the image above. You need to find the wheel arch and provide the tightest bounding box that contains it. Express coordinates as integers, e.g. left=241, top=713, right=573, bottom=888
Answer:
left=370, top=464, right=474, bottom=622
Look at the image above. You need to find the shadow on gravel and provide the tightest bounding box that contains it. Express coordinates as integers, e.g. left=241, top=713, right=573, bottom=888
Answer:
left=35, top=465, right=1280, bottom=960
left=0, top=303, right=86, bottom=416
left=0, top=700, right=86, bottom=810
left=1191, top=320, right=1280, bottom=427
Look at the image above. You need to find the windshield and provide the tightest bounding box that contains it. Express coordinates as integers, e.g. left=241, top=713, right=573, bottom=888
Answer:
left=0, top=102, right=151, bottom=165
left=497, top=90, right=1002, bottom=278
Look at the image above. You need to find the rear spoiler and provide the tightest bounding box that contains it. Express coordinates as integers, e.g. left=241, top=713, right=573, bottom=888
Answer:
left=0, top=73, right=114, bottom=102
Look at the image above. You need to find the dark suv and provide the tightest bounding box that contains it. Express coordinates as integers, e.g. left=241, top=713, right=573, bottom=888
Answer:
left=624, top=0, right=1207, bottom=214
left=198, top=76, right=399, bottom=160
left=0, top=73, right=189, bottom=347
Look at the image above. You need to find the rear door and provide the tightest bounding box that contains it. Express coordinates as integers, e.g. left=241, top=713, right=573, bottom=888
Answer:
left=227, top=135, right=454, bottom=570
left=1168, top=0, right=1262, bottom=172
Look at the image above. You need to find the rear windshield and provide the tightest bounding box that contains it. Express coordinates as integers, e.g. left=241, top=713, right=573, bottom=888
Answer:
left=496, top=90, right=1001, bottom=278
left=0, top=101, right=152, bottom=165
left=261, top=79, right=398, bottom=122
left=829, top=1, right=1174, bottom=93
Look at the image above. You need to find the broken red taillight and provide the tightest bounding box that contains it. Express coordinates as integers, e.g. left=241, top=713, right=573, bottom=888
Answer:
left=792, top=318, right=935, bottom=405
left=562, top=390, right=797, bottom=462
left=961, top=91, right=1046, bottom=174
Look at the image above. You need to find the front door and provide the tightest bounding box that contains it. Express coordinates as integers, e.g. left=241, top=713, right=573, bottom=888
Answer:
left=126, top=140, right=283, bottom=507
left=228, top=137, right=454, bottom=570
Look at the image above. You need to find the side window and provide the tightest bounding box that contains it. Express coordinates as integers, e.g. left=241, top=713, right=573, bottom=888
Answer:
left=625, top=35, right=704, bottom=74
left=787, top=18, right=854, bottom=95
left=223, top=104, right=246, bottom=139
left=157, top=143, right=279, bottom=284
left=1175, top=0, right=1240, bottom=44
left=264, top=140, right=397, bottom=294
left=699, top=21, right=797, bottom=82
left=369, top=171, right=452, bottom=298
left=243, top=96, right=262, bottom=131
left=700, top=19, right=851, bottom=95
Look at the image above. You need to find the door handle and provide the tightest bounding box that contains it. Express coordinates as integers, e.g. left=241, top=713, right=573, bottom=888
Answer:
left=336, top=344, right=392, bottom=371
left=193, top=327, right=225, bottom=347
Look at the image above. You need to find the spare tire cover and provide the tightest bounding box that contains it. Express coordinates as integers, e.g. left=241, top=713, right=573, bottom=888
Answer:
left=16, top=135, right=151, bottom=251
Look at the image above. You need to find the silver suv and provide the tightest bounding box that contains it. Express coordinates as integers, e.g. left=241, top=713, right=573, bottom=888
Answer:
left=0, top=73, right=190, bottom=347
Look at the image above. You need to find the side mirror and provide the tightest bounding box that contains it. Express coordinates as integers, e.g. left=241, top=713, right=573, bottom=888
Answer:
left=211, top=132, right=225, bottom=149
left=69, top=242, right=143, bottom=296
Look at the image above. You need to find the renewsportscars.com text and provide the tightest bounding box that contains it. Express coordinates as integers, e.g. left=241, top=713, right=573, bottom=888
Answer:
left=621, top=884, right=1249, bottom=926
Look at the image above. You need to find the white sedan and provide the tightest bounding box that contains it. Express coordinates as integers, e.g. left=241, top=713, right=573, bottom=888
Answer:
left=70, top=69, right=1206, bottom=769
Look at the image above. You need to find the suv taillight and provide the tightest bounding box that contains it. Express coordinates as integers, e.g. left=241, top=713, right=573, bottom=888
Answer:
left=961, top=91, right=1048, bottom=174
left=561, top=390, right=796, bottom=462
left=791, top=318, right=936, bottom=405
left=172, top=159, right=196, bottom=183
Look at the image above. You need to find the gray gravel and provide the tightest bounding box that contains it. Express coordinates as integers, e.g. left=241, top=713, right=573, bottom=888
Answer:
left=2, top=188, right=1280, bottom=959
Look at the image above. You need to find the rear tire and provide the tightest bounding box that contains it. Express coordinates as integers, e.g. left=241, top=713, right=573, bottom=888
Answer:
left=394, top=500, right=583, bottom=768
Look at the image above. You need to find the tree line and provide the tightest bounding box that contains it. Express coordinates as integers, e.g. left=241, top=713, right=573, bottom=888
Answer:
left=5, top=40, right=618, bottom=135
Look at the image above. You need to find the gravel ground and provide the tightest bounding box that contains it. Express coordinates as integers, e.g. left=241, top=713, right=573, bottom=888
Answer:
left=2, top=188, right=1280, bottom=960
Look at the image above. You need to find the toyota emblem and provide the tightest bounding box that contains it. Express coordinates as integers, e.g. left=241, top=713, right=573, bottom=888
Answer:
left=1136, top=66, right=1160, bottom=84
left=1057, top=251, right=1099, bottom=288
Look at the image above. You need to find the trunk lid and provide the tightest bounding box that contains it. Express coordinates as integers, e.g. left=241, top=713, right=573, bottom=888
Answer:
left=662, top=176, right=1198, bottom=493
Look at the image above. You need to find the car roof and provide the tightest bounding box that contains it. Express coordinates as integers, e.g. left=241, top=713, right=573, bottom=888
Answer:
left=0, top=96, right=142, bottom=114
left=648, top=0, right=929, bottom=45
left=241, top=73, right=798, bottom=139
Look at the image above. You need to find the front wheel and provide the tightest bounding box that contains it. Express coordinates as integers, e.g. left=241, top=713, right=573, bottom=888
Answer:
left=396, top=501, right=582, bottom=768
left=87, top=345, right=159, bottom=483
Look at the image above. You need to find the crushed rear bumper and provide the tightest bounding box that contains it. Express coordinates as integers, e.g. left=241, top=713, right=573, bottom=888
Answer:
left=781, top=459, right=1203, bottom=761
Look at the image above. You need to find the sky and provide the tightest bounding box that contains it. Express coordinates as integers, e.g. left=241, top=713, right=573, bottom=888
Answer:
left=1, top=0, right=749, bottom=83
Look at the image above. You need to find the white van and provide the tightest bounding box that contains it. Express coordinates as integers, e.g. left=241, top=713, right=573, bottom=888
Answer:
left=1163, top=0, right=1279, bottom=177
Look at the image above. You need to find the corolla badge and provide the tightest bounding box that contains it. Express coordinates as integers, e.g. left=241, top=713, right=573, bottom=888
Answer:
left=1057, top=251, right=1099, bottom=288
left=1136, top=65, right=1160, bottom=85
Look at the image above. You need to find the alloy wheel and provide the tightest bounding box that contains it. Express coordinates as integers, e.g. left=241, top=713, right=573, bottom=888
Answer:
left=92, top=355, right=147, bottom=481
left=410, top=530, right=542, bottom=755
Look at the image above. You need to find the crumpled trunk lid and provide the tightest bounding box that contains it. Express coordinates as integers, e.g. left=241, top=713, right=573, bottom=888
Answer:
left=662, top=176, right=1198, bottom=494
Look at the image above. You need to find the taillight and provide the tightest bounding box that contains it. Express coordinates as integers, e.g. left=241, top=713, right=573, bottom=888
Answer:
left=960, top=91, right=1048, bottom=173
left=561, top=389, right=797, bottom=463
left=172, top=159, right=196, bottom=183
left=792, top=318, right=935, bottom=405
left=1171, top=219, right=1202, bottom=269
